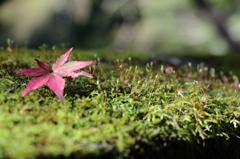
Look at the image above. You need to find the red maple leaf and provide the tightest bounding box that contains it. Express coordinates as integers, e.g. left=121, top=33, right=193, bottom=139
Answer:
left=16, top=48, right=97, bottom=102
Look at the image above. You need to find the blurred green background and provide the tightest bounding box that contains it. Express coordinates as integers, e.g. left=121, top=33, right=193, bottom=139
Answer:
left=0, top=0, right=240, bottom=55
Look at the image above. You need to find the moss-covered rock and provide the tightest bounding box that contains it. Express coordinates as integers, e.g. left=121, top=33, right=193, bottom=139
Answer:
left=0, top=49, right=240, bottom=159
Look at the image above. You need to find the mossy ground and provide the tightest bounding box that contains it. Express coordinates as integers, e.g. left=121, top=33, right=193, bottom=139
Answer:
left=0, top=48, right=240, bottom=159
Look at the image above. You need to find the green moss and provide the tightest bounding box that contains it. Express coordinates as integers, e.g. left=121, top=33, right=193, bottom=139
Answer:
left=0, top=49, right=240, bottom=158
